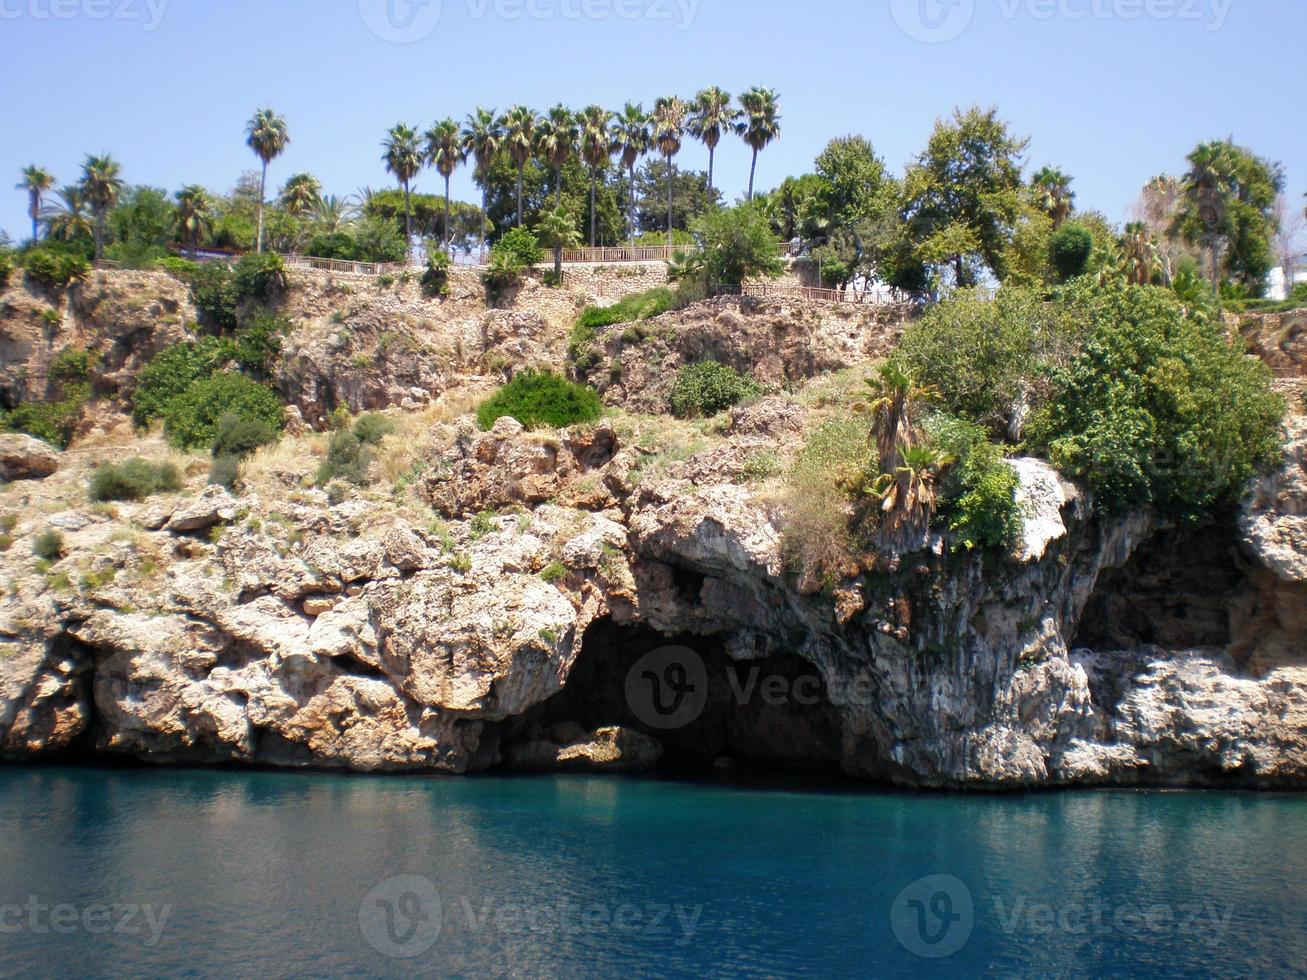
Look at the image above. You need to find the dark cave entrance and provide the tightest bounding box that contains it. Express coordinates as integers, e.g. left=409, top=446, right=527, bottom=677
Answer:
left=498, top=619, right=848, bottom=774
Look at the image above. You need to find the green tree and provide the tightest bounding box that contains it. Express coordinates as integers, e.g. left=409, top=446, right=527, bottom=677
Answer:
left=501, top=105, right=539, bottom=227
left=79, top=154, right=124, bottom=262
left=174, top=185, right=216, bottom=257
left=1050, top=222, right=1094, bottom=281
left=651, top=96, right=689, bottom=242
left=18, top=165, right=55, bottom=244
left=578, top=105, right=613, bottom=247
left=735, top=87, right=782, bottom=201
left=613, top=103, right=650, bottom=248
left=692, top=203, right=784, bottom=288
left=245, top=108, right=290, bottom=253
left=904, top=106, right=1029, bottom=287
left=689, top=87, right=738, bottom=192
left=536, top=205, right=583, bottom=280
left=382, top=123, right=423, bottom=247
left=279, top=172, right=321, bottom=216
left=425, top=118, right=465, bottom=249
left=1031, top=166, right=1075, bottom=229
left=462, top=107, right=503, bottom=251
left=41, top=186, right=94, bottom=245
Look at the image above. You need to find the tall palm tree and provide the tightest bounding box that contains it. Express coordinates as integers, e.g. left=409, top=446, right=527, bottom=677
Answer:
left=1031, top=166, right=1075, bottom=229
left=651, top=96, right=688, bottom=238
left=501, top=105, right=538, bottom=227
left=536, top=206, right=582, bottom=281
left=1179, top=141, right=1237, bottom=299
left=382, top=123, right=424, bottom=248
left=735, top=87, right=781, bottom=201
left=79, top=154, right=124, bottom=262
left=18, top=166, right=55, bottom=243
left=613, top=103, right=650, bottom=249
left=578, top=105, right=613, bottom=247
left=245, top=108, right=290, bottom=253
left=174, top=185, right=216, bottom=257
left=462, top=107, right=502, bottom=254
left=41, top=185, right=93, bottom=243
left=279, top=172, right=321, bottom=216
left=861, top=363, right=941, bottom=556
left=424, top=118, right=464, bottom=248
left=1120, top=221, right=1159, bottom=286
left=311, top=195, right=356, bottom=233
left=688, top=87, right=737, bottom=192
left=535, top=104, right=577, bottom=208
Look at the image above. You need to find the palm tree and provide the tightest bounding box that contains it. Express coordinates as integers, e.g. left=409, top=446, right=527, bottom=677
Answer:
left=1120, top=222, right=1159, bottom=286
left=501, top=105, right=538, bottom=227
left=535, top=104, right=577, bottom=208
left=382, top=123, right=423, bottom=249
left=279, top=172, right=321, bottom=216
left=18, top=166, right=55, bottom=243
left=424, top=118, right=464, bottom=248
left=174, top=185, right=216, bottom=257
left=536, top=206, right=582, bottom=281
left=42, top=186, right=93, bottom=243
left=311, top=195, right=356, bottom=233
left=861, top=363, right=942, bottom=557
left=578, top=105, right=613, bottom=247
left=1031, top=166, right=1075, bottom=229
left=1179, top=141, right=1237, bottom=299
left=735, top=87, right=781, bottom=201
left=79, top=154, right=124, bottom=262
left=245, top=108, right=290, bottom=253
left=689, top=87, right=737, bottom=192
left=878, top=444, right=950, bottom=556
left=613, top=103, right=650, bottom=249
left=462, top=107, right=502, bottom=254
left=651, top=96, right=688, bottom=239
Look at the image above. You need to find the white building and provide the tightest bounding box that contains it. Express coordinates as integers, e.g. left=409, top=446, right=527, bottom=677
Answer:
left=1269, top=253, right=1307, bottom=301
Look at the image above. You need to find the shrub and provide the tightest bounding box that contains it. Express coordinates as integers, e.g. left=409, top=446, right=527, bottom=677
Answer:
left=1031, top=281, right=1285, bottom=518
left=317, top=429, right=372, bottom=486
left=49, top=347, right=94, bottom=382
left=925, top=414, right=1022, bottom=552
left=162, top=372, right=284, bottom=450
left=22, top=247, right=90, bottom=291
left=691, top=203, right=786, bottom=288
left=154, top=256, right=201, bottom=281
left=481, top=251, right=525, bottom=305
left=0, top=249, right=12, bottom=288
left=189, top=262, right=239, bottom=329
left=421, top=248, right=452, bottom=297
left=210, top=412, right=279, bottom=460
left=2, top=383, right=89, bottom=448
left=89, top=458, right=182, bottom=502
left=235, top=312, right=288, bottom=377
left=493, top=226, right=545, bottom=268
left=32, top=529, right=63, bottom=561
left=668, top=361, right=760, bottom=419
left=894, top=286, right=1079, bottom=437
left=132, top=337, right=236, bottom=428
left=1050, top=222, right=1094, bottom=282
left=232, top=252, right=288, bottom=304
left=539, top=561, right=567, bottom=584
left=475, top=369, right=603, bottom=431
left=352, top=412, right=396, bottom=446
left=208, top=455, right=241, bottom=490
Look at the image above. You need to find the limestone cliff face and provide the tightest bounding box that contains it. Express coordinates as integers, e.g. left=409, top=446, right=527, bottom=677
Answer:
left=2, top=412, right=1303, bottom=788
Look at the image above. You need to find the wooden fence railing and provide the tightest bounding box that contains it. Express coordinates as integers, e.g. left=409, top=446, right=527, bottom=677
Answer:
left=719, top=282, right=915, bottom=306
left=279, top=253, right=408, bottom=276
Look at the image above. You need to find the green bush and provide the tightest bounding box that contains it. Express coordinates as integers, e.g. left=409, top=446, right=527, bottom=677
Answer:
left=154, top=256, right=201, bottom=281
left=0, top=249, right=12, bottom=288
left=32, top=529, right=63, bottom=561
left=210, top=412, right=279, bottom=460
left=493, top=226, right=545, bottom=268
left=691, top=203, right=786, bottom=288
left=475, top=369, right=603, bottom=431
left=421, top=248, right=452, bottom=297
left=235, top=312, right=288, bottom=377
left=481, top=251, right=525, bottom=305
left=208, top=455, right=241, bottom=490
left=89, top=458, right=182, bottom=502
left=1050, top=222, right=1094, bottom=282
left=189, top=262, right=239, bottom=330
left=925, top=414, right=1022, bottom=552
left=317, top=429, right=373, bottom=486
left=132, top=337, right=236, bottom=428
left=49, top=347, right=94, bottom=382
left=894, top=287, right=1079, bottom=436
left=22, top=247, right=90, bottom=291
left=1032, top=281, right=1285, bottom=518
left=162, top=372, right=284, bottom=450
left=2, top=383, right=89, bottom=448
left=667, top=361, right=760, bottom=419
left=232, top=252, right=288, bottom=304
left=352, top=413, right=397, bottom=446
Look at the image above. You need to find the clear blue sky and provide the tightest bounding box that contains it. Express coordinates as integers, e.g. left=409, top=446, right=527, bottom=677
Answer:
left=2, top=0, right=1304, bottom=240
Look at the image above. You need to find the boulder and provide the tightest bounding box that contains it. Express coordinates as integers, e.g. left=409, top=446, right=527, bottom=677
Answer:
left=0, top=434, right=59, bottom=481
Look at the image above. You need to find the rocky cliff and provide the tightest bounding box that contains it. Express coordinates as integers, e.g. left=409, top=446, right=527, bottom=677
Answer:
left=0, top=269, right=1304, bottom=788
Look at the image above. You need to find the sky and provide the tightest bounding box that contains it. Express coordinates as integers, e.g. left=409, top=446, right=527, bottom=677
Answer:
left=1, top=0, right=1304, bottom=242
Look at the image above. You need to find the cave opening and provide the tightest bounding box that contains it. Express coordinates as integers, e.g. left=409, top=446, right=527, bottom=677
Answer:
left=497, top=618, right=849, bottom=775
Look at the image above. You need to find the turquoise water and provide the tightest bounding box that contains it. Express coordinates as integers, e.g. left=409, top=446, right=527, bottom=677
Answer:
left=0, top=768, right=1304, bottom=978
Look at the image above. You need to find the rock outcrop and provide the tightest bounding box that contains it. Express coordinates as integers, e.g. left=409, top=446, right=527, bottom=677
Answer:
left=0, top=434, right=60, bottom=481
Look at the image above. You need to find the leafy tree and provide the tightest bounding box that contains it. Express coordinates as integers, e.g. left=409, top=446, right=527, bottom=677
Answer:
left=691, top=203, right=784, bottom=288
left=245, top=108, right=290, bottom=253
left=382, top=123, right=423, bottom=247
left=132, top=336, right=236, bottom=427
left=79, top=154, right=125, bottom=262
left=425, top=118, right=465, bottom=249
left=651, top=96, right=689, bottom=240
left=689, top=87, right=738, bottom=192
left=904, top=106, right=1029, bottom=287
left=162, top=371, right=283, bottom=450
left=613, top=103, right=650, bottom=247
left=735, top=87, right=782, bottom=201
left=634, top=160, right=720, bottom=234
left=18, top=165, right=55, bottom=243
left=1050, top=222, right=1094, bottom=281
